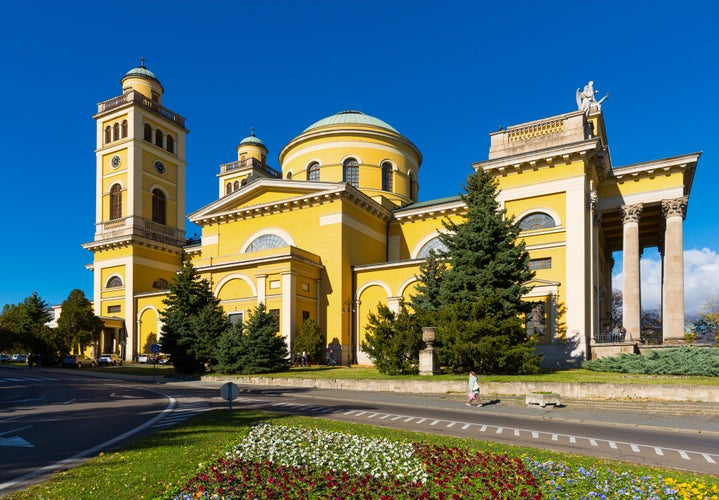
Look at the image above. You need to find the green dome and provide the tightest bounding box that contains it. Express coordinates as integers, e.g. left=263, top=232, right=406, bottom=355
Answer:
left=124, top=65, right=162, bottom=86
left=238, top=130, right=266, bottom=149
left=303, top=110, right=398, bottom=133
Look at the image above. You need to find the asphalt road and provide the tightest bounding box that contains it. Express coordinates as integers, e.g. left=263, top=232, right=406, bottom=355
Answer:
left=1, top=365, right=718, bottom=496
left=0, top=369, right=172, bottom=495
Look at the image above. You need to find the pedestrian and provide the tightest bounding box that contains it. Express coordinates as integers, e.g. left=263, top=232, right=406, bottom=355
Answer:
left=28, top=354, right=33, bottom=369
left=466, top=370, right=482, bottom=407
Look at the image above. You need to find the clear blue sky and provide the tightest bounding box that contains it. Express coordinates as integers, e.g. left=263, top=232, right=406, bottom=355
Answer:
left=1, top=0, right=717, bottom=316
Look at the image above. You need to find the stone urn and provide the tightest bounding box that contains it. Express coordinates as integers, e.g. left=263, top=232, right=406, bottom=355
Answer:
left=422, top=327, right=436, bottom=345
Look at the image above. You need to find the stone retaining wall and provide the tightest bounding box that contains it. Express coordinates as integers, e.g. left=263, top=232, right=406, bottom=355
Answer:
left=208, top=375, right=719, bottom=403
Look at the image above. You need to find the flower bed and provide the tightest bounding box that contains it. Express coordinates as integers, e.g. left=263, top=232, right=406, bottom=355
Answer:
left=174, top=424, right=717, bottom=499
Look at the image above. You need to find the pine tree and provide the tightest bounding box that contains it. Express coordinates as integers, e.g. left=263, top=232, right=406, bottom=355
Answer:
left=217, top=303, right=289, bottom=374
left=160, top=261, right=228, bottom=373
left=435, top=168, right=540, bottom=374
left=410, top=250, right=446, bottom=326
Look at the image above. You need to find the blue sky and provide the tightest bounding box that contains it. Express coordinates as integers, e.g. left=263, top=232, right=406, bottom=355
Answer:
left=1, top=0, right=717, bottom=317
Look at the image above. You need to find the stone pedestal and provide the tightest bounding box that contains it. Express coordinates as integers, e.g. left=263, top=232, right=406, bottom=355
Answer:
left=419, top=327, right=439, bottom=376
left=525, top=392, right=561, bottom=407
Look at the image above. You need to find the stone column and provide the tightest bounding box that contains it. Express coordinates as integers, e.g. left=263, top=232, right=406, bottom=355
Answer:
left=661, top=197, right=688, bottom=343
left=621, top=204, right=643, bottom=340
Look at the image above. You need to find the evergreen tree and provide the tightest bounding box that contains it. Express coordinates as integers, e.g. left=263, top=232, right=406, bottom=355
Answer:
left=293, top=318, right=325, bottom=366
left=160, top=261, right=228, bottom=373
left=410, top=250, right=446, bottom=325
left=361, top=302, right=423, bottom=375
left=214, top=322, right=246, bottom=373
left=434, top=168, right=540, bottom=374
left=215, top=303, right=289, bottom=374
left=57, top=289, right=104, bottom=355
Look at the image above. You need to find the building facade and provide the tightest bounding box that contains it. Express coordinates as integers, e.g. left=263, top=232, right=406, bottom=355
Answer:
left=84, top=65, right=700, bottom=367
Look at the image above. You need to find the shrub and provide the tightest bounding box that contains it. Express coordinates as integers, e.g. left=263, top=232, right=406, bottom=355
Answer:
left=583, top=346, right=719, bottom=376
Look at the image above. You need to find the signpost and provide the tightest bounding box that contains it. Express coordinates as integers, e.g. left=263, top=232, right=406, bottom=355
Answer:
left=150, top=343, right=161, bottom=383
left=220, top=382, right=240, bottom=411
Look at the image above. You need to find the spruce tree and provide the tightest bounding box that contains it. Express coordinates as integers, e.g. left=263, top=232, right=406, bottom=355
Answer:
left=435, top=168, right=540, bottom=374
left=215, top=304, right=289, bottom=374
left=160, top=261, right=228, bottom=373
left=410, top=250, right=446, bottom=325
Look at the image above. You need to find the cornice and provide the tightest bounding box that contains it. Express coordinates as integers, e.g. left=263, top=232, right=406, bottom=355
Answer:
left=190, top=183, right=392, bottom=226
left=82, top=235, right=184, bottom=255
left=472, top=139, right=603, bottom=176
left=392, top=199, right=465, bottom=222
left=609, top=152, right=701, bottom=195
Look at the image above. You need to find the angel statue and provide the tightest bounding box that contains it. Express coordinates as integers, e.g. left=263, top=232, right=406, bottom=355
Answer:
left=576, top=81, right=609, bottom=114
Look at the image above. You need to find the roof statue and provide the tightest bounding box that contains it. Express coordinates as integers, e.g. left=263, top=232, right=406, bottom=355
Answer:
left=576, top=81, right=609, bottom=114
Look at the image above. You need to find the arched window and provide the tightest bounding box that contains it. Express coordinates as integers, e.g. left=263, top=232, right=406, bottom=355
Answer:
left=343, top=158, right=359, bottom=187
left=106, top=276, right=123, bottom=288
left=104, top=126, right=112, bottom=144
left=152, top=188, right=166, bottom=224
left=110, top=183, right=122, bottom=220
left=152, top=278, right=169, bottom=289
left=518, top=212, right=556, bottom=231
left=226, top=183, right=232, bottom=195
left=155, top=129, right=163, bottom=147
left=417, top=237, right=448, bottom=259
left=121, top=120, right=128, bottom=138
left=381, top=161, right=393, bottom=192
left=112, top=123, right=120, bottom=141
left=144, top=123, right=152, bottom=141
left=233, top=180, right=240, bottom=191
left=166, top=135, right=174, bottom=153
left=286, top=171, right=292, bottom=179
left=245, top=234, right=288, bottom=252
left=409, top=171, right=418, bottom=200
left=307, top=162, right=320, bottom=182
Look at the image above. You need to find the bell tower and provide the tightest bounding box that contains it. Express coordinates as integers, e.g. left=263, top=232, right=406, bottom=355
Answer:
left=83, top=60, right=188, bottom=361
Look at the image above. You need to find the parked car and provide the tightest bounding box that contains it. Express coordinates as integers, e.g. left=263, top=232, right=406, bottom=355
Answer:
left=11, top=353, right=27, bottom=363
left=61, top=354, right=97, bottom=368
left=138, top=353, right=152, bottom=363
left=98, top=354, right=122, bottom=366
left=0, top=353, right=11, bottom=363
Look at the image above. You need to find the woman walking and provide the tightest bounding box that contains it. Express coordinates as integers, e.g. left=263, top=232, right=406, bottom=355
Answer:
left=466, top=371, right=482, bottom=407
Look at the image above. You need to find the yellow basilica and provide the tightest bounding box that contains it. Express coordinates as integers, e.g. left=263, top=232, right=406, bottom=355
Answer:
left=83, top=65, right=700, bottom=368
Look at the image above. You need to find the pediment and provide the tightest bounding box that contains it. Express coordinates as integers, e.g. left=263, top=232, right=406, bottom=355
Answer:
left=524, top=278, right=561, bottom=288
left=189, top=179, right=343, bottom=223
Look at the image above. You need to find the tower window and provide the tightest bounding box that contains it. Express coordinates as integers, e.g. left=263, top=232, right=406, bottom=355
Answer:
left=105, top=126, right=112, bottom=144
left=166, top=135, right=174, bottom=153
left=152, top=188, right=166, bottom=225
left=307, top=162, right=320, bottom=182
left=233, top=180, right=240, bottom=191
left=144, top=123, right=152, bottom=141
left=106, top=276, right=123, bottom=288
left=409, top=171, right=417, bottom=200
left=519, top=212, right=556, bottom=231
left=226, top=183, right=232, bottom=195
left=121, top=120, right=128, bottom=139
left=343, top=158, right=359, bottom=187
left=112, top=123, right=120, bottom=141
left=155, top=129, right=163, bottom=148
left=381, top=161, right=393, bottom=192
left=110, top=183, right=122, bottom=220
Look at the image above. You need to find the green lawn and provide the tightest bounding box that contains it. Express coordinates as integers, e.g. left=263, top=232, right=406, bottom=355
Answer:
left=5, top=409, right=717, bottom=500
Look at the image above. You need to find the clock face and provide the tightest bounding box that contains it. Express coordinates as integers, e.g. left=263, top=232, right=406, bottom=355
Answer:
left=111, top=155, right=121, bottom=168
left=154, top=160, right=166, bottom=174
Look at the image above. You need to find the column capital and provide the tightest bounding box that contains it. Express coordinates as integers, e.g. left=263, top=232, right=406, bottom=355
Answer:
left=621, top=203, right=644, bottom=224
left=661, top=196, right=688, bottom=220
